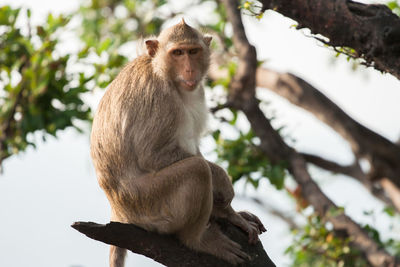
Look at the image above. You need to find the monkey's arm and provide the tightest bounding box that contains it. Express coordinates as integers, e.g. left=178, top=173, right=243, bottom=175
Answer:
left=206, top=161, right=267, bottom=244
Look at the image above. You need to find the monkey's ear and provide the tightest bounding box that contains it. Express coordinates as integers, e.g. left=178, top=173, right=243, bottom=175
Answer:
left=203, top=36, right=212, bottom=47
left=145, top=40, right=159, bottom=57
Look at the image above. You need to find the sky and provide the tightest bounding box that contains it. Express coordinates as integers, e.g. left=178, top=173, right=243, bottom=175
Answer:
left=1, top=0, right=400, bottom=267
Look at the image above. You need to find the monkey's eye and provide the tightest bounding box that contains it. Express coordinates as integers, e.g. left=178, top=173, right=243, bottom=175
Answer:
left=172, top=49, right=183, bottom=56
left=188, top=48, right=199, bottom=55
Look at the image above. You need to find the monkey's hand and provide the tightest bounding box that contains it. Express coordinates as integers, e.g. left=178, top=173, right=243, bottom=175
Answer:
left=227, top=211, right=266, bottom=245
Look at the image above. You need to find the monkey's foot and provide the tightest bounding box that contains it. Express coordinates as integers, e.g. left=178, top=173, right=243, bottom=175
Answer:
left=238, top=211, right=267, bottom=234
left=198, top=222, right=249, bottom=265
left=226, top=211, right=266, bottom=245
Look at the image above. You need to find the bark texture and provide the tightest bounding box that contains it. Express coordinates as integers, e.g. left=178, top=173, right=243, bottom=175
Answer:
left=72, top=220, right=275, bottom=267
left=260, top=0, right=400, bottom=80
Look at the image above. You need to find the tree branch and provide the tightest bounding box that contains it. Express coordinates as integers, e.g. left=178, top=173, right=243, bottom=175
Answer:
left=256, top=68, right=400, bottom=188
left=71, top=220, right=276, bottom=267
left=221, top=0, right=258, bottom=110
left=259, top=0, right=400, bottom=80
left=301, top=152, right=400, bottom=211
left=380, top=178, right=400, bottom=212
left=210, top=60, right=400, bottom=219
left=221, top=1, right=397, bottom=266
left=300, top=153, right=363, bottom=180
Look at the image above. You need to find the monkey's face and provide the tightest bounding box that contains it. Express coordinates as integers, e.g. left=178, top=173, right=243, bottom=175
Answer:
left=145, top=21, right=212, bottom=91
left=167, top=44, right=207, bottom=92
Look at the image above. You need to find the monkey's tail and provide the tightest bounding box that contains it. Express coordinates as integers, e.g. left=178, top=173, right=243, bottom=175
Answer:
left=110, top=245, right=126, bottom=267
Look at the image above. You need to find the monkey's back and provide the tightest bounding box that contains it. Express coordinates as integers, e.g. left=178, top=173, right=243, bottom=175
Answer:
left=90, top=55, right=182, bottom=186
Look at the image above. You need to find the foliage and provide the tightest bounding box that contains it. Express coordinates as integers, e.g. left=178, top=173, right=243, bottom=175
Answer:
left=286, top=213, right=368, bottom=267
left=0, top=6, right=91, bottom=162
left=387, top=1, right=400, bottom=16
left=361, top=208, right=400, bottom=257
left=287, top=206, right=400, bottom=266
left=213, top=119, right=286, bottom=189
left=239, top=0, right=263, bottom=19
left=76, top=0, right=169, bottom=88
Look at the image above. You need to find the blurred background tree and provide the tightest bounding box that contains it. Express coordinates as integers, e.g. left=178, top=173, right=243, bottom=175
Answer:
left=1, top=0, right=400, bottom=266
left=0, top=6, right=91, bottom=164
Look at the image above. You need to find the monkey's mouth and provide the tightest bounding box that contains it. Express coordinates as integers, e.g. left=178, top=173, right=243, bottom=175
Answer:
left=185, top=80, right=196, bottom=86
left=182, top=80, right=197, bottom=89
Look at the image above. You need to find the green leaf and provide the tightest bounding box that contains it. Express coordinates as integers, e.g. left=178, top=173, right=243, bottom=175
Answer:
left=383, top=206, right=396, bottom=217
left=97, top=38, right=112, bottom=54
left=387, top=1, right=399, bottom=10
left=269, top=165, right=285, bottom=189
left=212, top=129, right=221, bottom=141
left=327, top=206, right=345, bottom=217
left=363, top=224, right=382, bottom=245
left=0, top=6, right=20, bottom=26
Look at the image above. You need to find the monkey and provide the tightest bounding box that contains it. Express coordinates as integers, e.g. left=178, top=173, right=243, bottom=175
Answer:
left=90, top=19, right=266, bottom=267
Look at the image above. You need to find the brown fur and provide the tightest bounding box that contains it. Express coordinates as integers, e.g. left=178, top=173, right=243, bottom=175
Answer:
left=90, top=20, right=265, bottom=267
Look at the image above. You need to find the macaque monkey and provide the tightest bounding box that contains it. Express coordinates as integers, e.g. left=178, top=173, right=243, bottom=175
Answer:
left=90, top=19, right=266, bottom=267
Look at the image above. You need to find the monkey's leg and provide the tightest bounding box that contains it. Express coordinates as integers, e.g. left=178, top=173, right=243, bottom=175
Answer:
left=131, top=156, right=249, bottom=264
left=130, top=156, right=213, bottom=237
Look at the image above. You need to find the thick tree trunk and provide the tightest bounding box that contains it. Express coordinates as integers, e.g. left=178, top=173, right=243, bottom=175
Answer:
left=71, top=220, right=275, bottom=267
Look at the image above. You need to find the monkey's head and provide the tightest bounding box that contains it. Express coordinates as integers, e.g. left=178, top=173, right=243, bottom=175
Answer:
left=145, top=19, right=212, bottom=92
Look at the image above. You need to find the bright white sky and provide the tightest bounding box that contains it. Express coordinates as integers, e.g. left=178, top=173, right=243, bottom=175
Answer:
left=1, top=0, right=400, bottom=267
